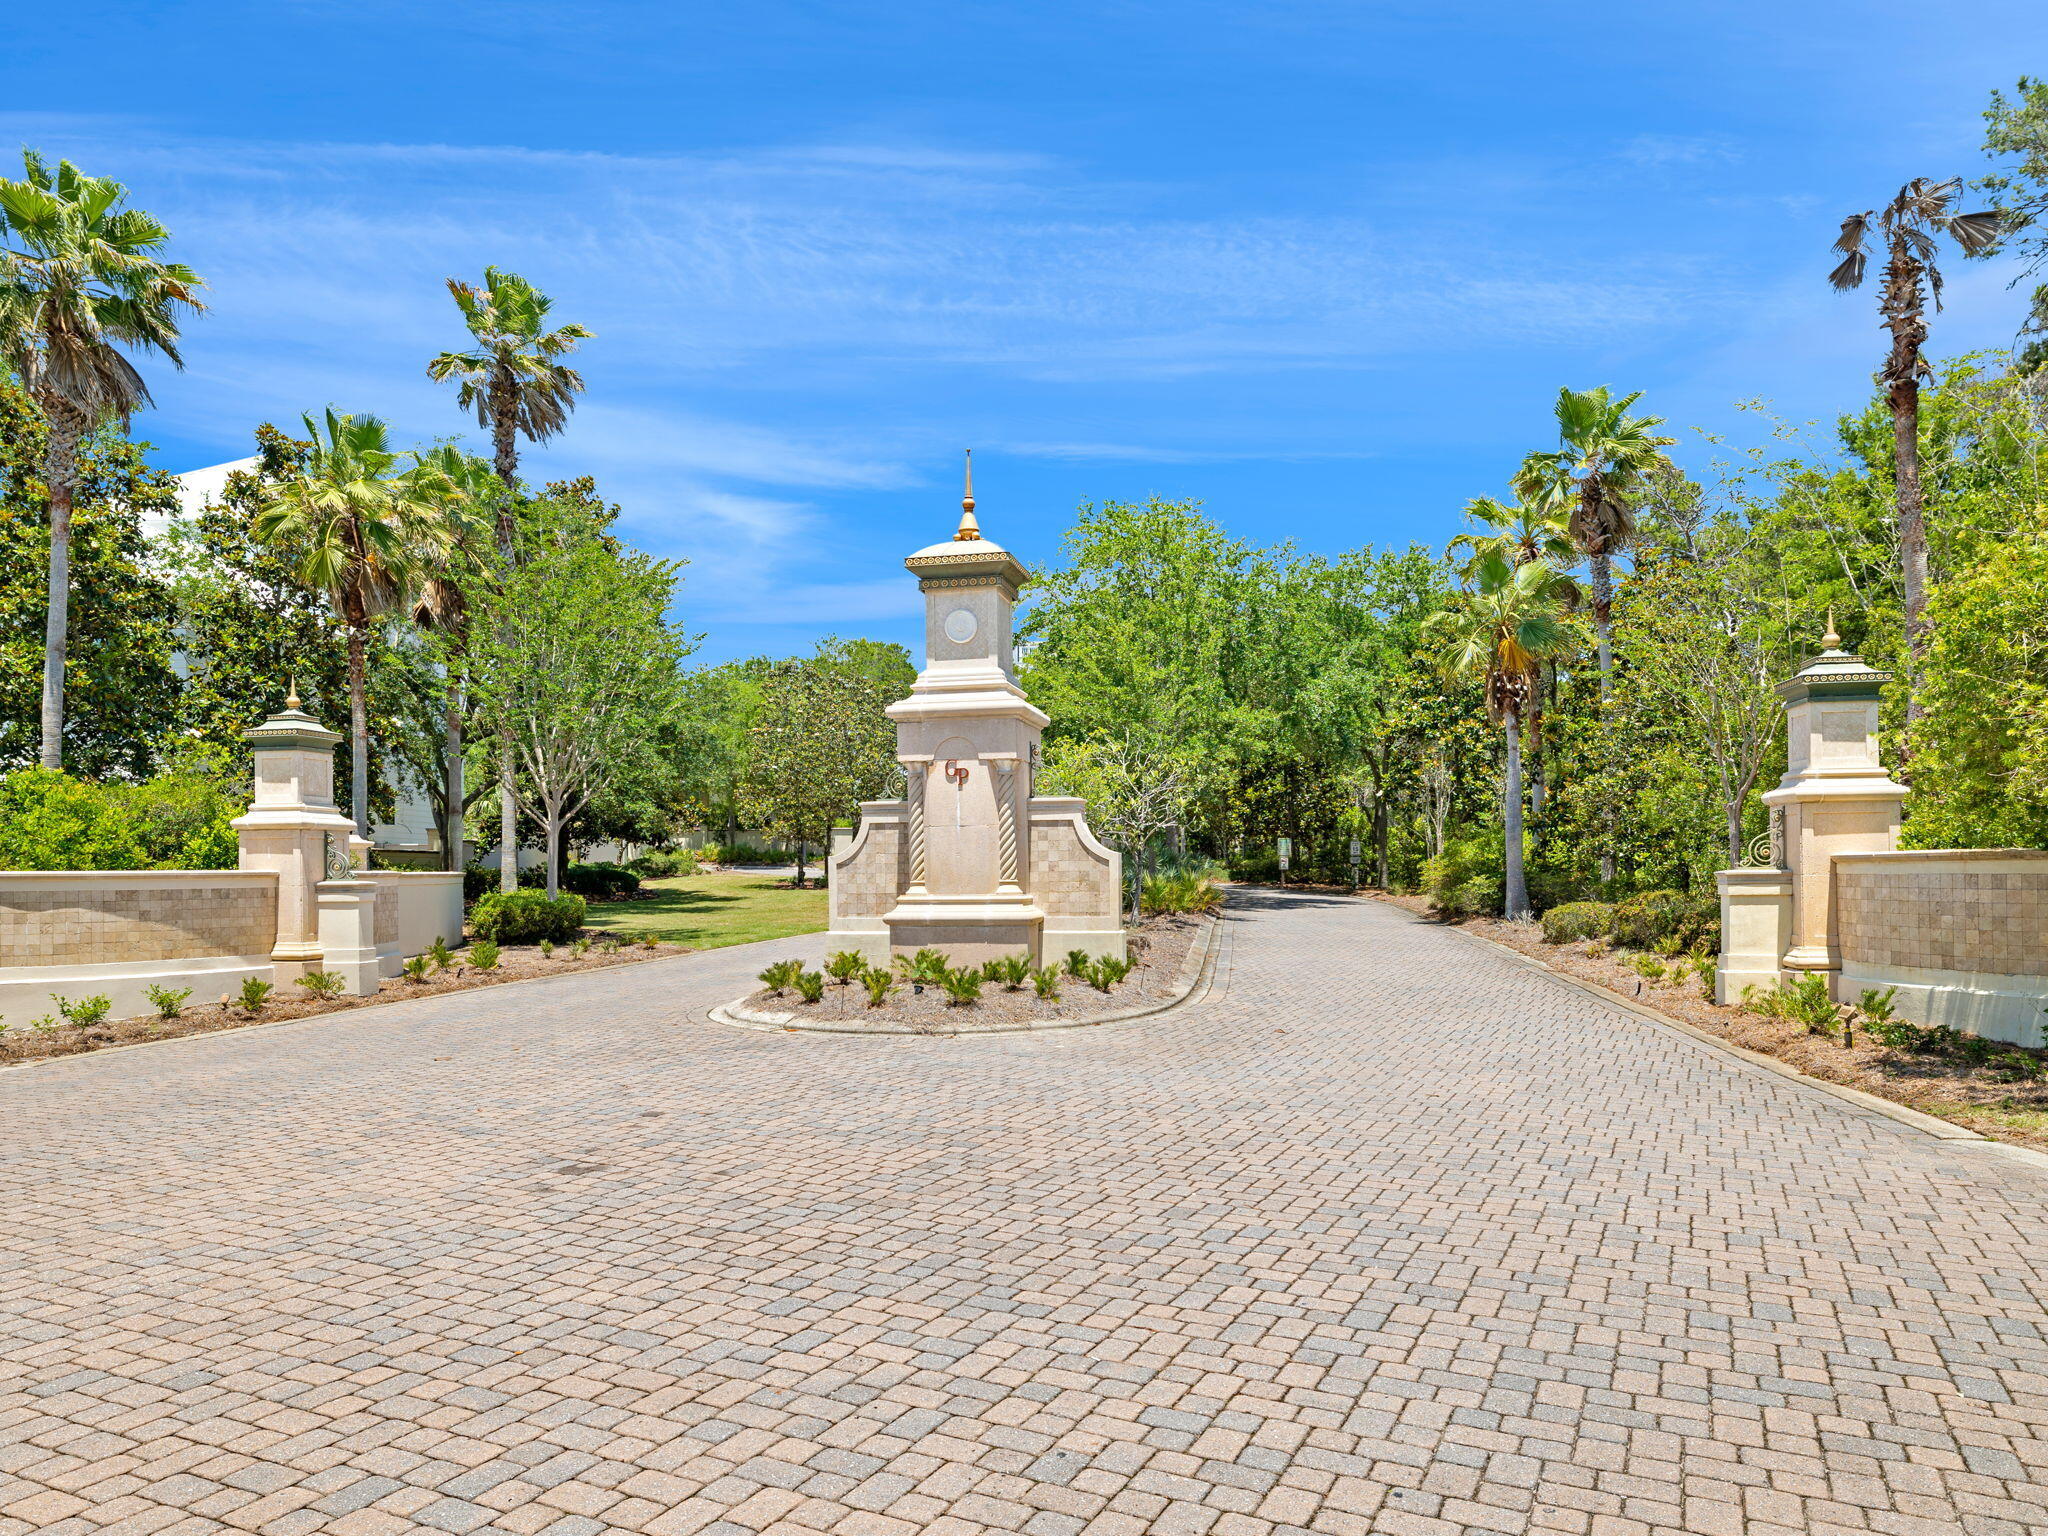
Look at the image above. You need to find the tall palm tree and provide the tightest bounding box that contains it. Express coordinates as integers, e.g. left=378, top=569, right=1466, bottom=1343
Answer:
left=1426, top=555, right=1569, bottom=922
left=0, top=150, right=203, bottom=770
left=408, top=446, right=498, bottom=870
left=427, top=267, right=591, bottom=890
left=254, top=410, right=454, bottom=838
left=1829, top=178, right=2002, bottom=715
left=1550, top=385, right=1676, bottom=701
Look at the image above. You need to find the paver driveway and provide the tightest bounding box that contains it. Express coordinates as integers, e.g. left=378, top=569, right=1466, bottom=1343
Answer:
left=4, top=890, right=2048, bottom=1536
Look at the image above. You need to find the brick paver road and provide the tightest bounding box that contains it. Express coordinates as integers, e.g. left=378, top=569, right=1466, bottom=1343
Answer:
left=5, top=890, right=2048, bottom=1536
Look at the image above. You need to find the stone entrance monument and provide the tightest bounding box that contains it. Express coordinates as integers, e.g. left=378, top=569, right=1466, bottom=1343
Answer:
left=827, top=458, right=1125, bottom=966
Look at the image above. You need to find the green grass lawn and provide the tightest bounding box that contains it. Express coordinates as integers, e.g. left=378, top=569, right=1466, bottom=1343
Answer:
left=583, top=871, right=828, bottom=950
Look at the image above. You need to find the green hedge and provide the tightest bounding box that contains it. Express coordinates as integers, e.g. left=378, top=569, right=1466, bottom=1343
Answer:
left=0, top=767, right=239, bottom=870
left=470, top=890, right=587, bottom=944
left=1540, top=901, right=1613, bottom=944
left=563, top=862, right=639, bottom=899
left=1611, top=889, right=1718, bottom=953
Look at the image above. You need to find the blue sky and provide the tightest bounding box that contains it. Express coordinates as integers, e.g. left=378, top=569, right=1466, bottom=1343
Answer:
left=4, top=0, right=2043, bottom=662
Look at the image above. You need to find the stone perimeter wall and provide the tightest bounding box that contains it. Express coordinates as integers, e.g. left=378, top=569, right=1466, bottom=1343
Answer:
left=1832, top=850, right=2048, bottom=1047
left=828, top=807, right=908, bottom=923
left=1, top=871, right=278, bottom=965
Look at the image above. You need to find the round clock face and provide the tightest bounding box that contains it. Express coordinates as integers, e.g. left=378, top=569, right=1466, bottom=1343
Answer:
left=943, top=608, right=978, bottom=645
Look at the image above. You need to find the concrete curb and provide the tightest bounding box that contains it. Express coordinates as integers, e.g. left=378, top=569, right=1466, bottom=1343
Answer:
left=707, top=909, right=1227, bottom=1038
left=1392, top=902, right=2048, bottom=1177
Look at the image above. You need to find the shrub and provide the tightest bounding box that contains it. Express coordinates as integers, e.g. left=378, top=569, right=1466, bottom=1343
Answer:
left=402, top=955, right=432, bottom=982
left=238, top=976, right=275, bottom=1011
left=702, top=842, right=779, bottom=866
left=862, top=970, right=895, bottom=1007
left=1422, top=838, right=1503, bottom=916
left=145, top=984, right=192, bottom=1020
left=758, top=958, right=803, bottom=994
left=471, top=940, right=501, bottom=971
left=53, top=992, right=112, bottom=1028
left=1064, top=948, right=1090, bottom=978
left=639, top=932, right=660, bottom=949
left=470, top=891, right=586, bottom=945
left=895, top=948, right=950, bottom=989
left=572, top=937, right=591, bottom=957
left=627, top=850, right=694, bottom=878
left=598, top=934, right=622, bottom=954
left=825, top=949, right=867, bottom=983
left=1085, top=955, right=1133, bottom=992
left=427, top=936, right=455, bottom=972
left=1142, top=868, right=1223, bottom=916
left=1032, top=967, right=1061, bottom=1001
left=793, top=970, right=826, bottom=1004
left=0, top=765, right=240, bottom=871
left=1541, top=902, right=1612, bottom=945
left=1611, top=889, right=1719, bottom=954
left=299, top=971, right=346, bottom=999
left=940, top=967, right=984, bottom=1005
left=989, top=954, right=1032, bottom=990
left=563, top=862, right=640, bottom=899
left=540, top=939, right=554, bottom=959
left=1624, top=954, right=1666, bottom=983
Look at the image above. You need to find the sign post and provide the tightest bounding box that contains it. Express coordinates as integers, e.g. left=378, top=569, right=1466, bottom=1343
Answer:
left=1277, top=837, right=1291, bottom=887
left=1348, top=837, right=1361, bottom=891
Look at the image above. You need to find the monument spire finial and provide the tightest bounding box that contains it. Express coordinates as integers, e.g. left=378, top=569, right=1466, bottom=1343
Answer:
left=954, top=449, right=981, bottom=541
left=286, top=675, right=301, bottom=711
left=1823, top=607, right=1840, bottom=650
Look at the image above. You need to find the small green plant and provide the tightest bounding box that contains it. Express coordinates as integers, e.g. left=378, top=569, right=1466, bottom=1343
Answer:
left=1539, top=901, right=1613, bottom=946
left=895, top=948, right=950, bottom=991
left=1032, top=966, right=1061, bottom=1001
left=862, top=969, right=895, bottom=1008
left=52, top=992, right=112, bottom=1028
left=1857, top=986, right=1900, bottom=1026
left=540, top=939, right=555, bottom=959
left=990, top=954, right=1032, bottom=991
left=940, top=966, right=984, bottom=1005
left=825, top=949, right=867, bottom=984
left=298, top=970, right=346, bottom=1000
left=572, top=937, right=591, bottom=957
left=1083, top=955, right=1132, bottom=992
left=758, top=958, right=804, bottom=994
left=793, top=969, right=826, bottom=1004
left=427, top=936, right=455, bottom=972
left=1987, top=1049, right=2046, bottom=1084
left=145, top=984, right=192, bottom=1020
left=402, top=955, right=432, bottom=983
left=471, top=940, right=501, bottom=971
left=238, top=976, right=275, bottom=1011
left=598, top=934, right=622, bottom=954
left=1064, top=948, right=1090, bottom=978
left=639, top=932, right=660, bottom=949
left=1624, top=954, right=1667, bottom=984
left=28, top=1014, right=59, bottom=1036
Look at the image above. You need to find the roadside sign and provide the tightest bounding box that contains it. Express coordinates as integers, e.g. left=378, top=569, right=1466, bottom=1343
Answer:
left=1277, top=837, right=1291, bottom=871
left=1348, top=838, right=1361, bottom=862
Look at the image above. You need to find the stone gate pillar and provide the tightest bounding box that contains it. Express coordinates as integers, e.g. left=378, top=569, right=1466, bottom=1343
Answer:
left=230, top=690, right=362, bottom=986
left=1758, top=623, right=1906, bottom=985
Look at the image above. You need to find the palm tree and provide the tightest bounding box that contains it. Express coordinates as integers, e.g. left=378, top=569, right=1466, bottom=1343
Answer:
left=1426, top=556, right=1569, bottom=922
left=0, top=151, right=203, bottom=770
left=1550, top=385, right=1676, bottom=701
left=1828, top=178, right=2002, bottom=714
left=254, top=410, right=455, bottom=837
left=408, top=446, right=498, bottom=870
left=427, top=267, right=591, bottom=890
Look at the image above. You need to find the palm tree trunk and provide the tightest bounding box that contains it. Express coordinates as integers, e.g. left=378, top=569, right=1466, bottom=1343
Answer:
left=1590, top=550, right=1614, bottom=700
left=499, top=743, right=519, bottom=892
left=37, top=407, right=83, bottom=772
left=443, top=673, right=465, bottom=871
left=346, top=622, right=371, bottom=838
left=1503, top=715, right=1529, bottom=921
left=1890, top=370, right=1928, bottom=726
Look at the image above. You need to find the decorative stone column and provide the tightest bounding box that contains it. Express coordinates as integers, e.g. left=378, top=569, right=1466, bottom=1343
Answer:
left=316, top=879, right=382, bottom=995
left=903, top=758, right=931, bottom=893
left=990, top=755, right=1022, bottom=893
left=1759, top=623, right=1907, bottom=986
left=231, top=689, right=359, bottom=986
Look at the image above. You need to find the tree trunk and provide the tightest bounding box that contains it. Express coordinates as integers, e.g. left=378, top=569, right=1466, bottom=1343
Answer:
left=498, top=744, right=519, bottom=892
left=37, top=406, right=83, bottom=772
left=443, top=675, right=465, bottom=871
left=1727, top=800, right=1744, bottom=871
left=346, top=622, right=371, bottom=838
left=1374, top=795, right=1390, bottom=888
left=1503, top=716, right=1529, bottom=921
left=794, top=842, right=807, bottom=888
left=1891, top=371, right=1928, bottom=725
left=1589, top=549, right=1615, bottom=702
left=544, top=809, right=561, bottom=899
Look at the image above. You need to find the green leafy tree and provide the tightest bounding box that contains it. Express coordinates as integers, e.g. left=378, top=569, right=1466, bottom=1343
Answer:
left=0, top=150, right=202, bottom=768
left=736, top=642, right=899, bottom=887
left=1040, top=731, right=1199, bottom=923
left=468, top=500, right=690, bottom=895
left=1979, top=77, right=2048, bottom=370
left=1827, top=179, right=2002, bottom=713
left=253, top=410, right=457, bottom=836
left=0, top=372, right=179, bottom=775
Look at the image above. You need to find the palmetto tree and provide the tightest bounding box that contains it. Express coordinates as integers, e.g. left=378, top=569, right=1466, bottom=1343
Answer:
left=255, top=410, right=455, bottom=837
left=426, top=267, right=591, bottom=546
left=408, top=446, right=499, bottom=869
left=1549, top=386, right=1675, bottom=701
left=1829, top=178, right=2002, bottom=713
left=0, top=151, right=203, bottom=770
left=428, top=267, right=591, bottom=890
left=1426, top=556, right=1569, bottom=922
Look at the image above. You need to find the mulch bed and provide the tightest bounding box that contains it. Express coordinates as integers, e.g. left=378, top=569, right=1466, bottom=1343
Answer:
left=737, top=913, right=1210, bottom=1032
left=1372, top=891, right=2048, bottom=1152
left=0, top=939, right=688, bottom=1069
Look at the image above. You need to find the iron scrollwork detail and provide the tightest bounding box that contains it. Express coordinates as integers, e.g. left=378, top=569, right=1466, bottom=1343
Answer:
left=324, top=831, right=357, bottom=881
